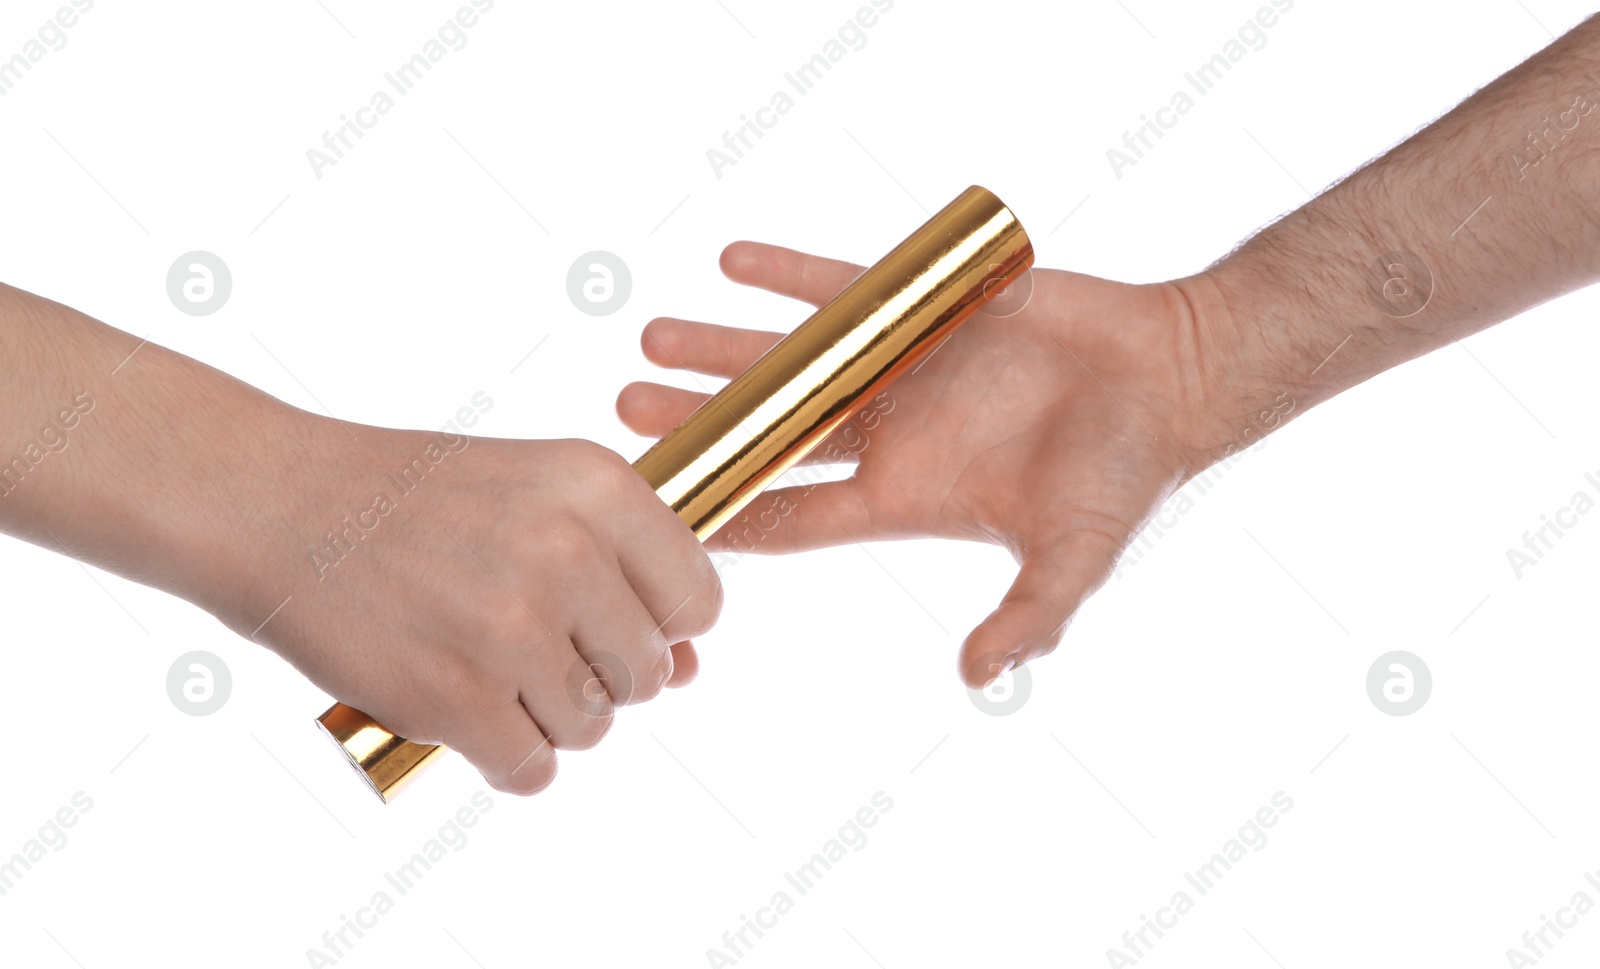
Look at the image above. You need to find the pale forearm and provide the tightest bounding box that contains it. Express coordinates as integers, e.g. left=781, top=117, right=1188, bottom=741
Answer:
left=0, top=283, right=311, bottom=617
left=0, top=282, right=721, bottom=793
left=1187, top=14, right=1600, bottom=449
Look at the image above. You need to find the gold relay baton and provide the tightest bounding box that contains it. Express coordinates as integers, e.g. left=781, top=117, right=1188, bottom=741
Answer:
left=316, top=185, right=1034, bottom=802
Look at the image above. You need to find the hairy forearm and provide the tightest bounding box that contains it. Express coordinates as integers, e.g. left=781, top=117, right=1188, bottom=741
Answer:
left=1185, top=14, right=1600, bottom=448
left=0, top=284, right=317, bottom=617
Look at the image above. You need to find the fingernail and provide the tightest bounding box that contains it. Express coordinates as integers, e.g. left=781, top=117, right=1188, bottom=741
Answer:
left=981, top=656, right=1014, bottom=687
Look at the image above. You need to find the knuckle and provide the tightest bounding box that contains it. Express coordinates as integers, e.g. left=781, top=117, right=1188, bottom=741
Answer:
left=469, top=600, right=541, bottom=655
left=565, top=437, right=630, bottom=478
left=540, top=514, right=600, bottom=571
left=418, top=652, right=496, bottom=716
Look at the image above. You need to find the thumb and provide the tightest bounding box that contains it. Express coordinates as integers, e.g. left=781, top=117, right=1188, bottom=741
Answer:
left=958, top=532, right=1122, bottom=688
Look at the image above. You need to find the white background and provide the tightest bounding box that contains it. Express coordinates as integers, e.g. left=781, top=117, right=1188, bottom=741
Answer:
left=2, top=0, right=1599, bottom=966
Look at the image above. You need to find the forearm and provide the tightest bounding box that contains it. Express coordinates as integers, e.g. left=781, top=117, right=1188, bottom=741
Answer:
left=0, top=283, right=315, bottom=618
left=1184, top=14, right=1600, bottom=450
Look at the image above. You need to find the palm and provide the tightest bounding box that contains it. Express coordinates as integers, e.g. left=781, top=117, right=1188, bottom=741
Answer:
left=618, top=243, right=1212, bottom=685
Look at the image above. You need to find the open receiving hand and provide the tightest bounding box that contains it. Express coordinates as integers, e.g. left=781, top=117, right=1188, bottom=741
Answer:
left=618, top=242, right=1246, bottom=688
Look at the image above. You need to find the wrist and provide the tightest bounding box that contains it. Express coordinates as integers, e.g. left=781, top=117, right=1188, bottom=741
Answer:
left=1164, top=265, right=1310, bottom=473
left=153, top=386, right=336, bottom=626
left=190, top=400, right=474, bottom=640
